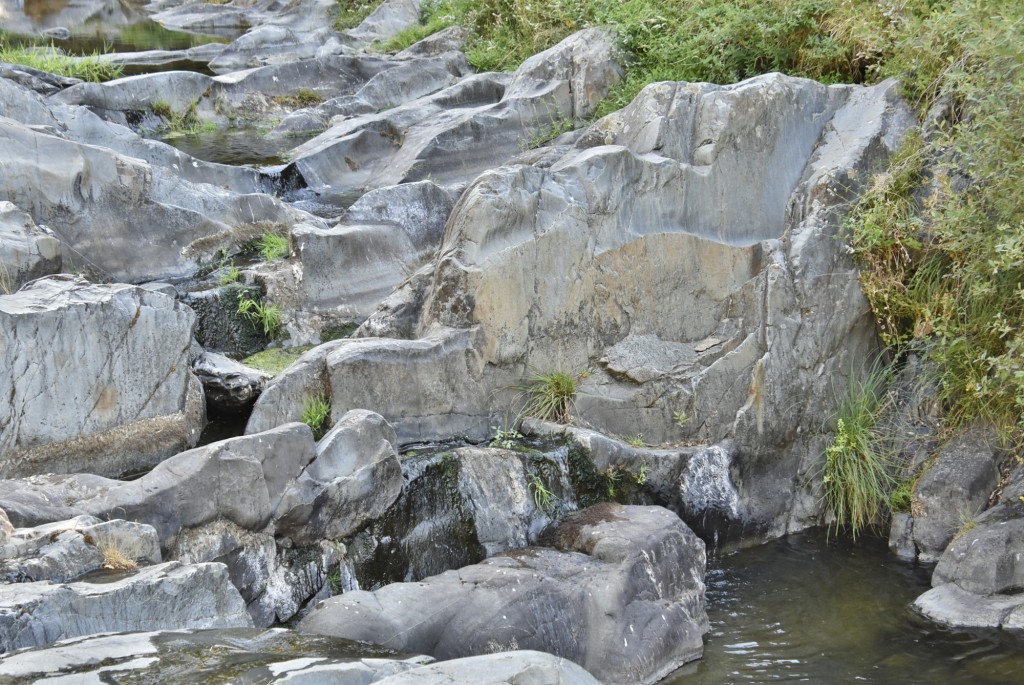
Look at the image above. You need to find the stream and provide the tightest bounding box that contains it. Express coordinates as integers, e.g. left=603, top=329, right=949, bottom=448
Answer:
left=667, top=530, right=1024, bottom=684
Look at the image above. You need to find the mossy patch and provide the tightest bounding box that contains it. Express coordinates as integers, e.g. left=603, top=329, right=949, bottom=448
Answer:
left=242, top=346, right=314, bottom=376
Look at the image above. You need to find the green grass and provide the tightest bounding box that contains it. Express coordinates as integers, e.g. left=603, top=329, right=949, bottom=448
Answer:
left=242, top=346, right=314, bottom=375
left=527, top=472, right=555, bottom=512
left=334, top=0, right=385, bottom=31
left=218, top=263, right=241, bottom=285
left=823, top=362, right=899, bottom=539
left=300, top=393, right=332, bottom=439
left=0, top=40, right=122, bottom=82
left=517, top=370, right=582, bottom=424
left=153, top=100, right=217, bottom=138
left=237, top=295, right=282, bottom=338
left=256, top=232, right=290, bottom=261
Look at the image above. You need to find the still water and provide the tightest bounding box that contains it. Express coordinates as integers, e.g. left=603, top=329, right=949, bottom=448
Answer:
left=667, top=531, right=1024, bottom=684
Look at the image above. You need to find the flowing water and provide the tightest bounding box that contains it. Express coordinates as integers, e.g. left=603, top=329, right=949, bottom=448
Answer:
left=666, top=530, right=1024, bottom=685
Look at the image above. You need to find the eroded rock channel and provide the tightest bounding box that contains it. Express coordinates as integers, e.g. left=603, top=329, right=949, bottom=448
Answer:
left=1, top=0, right=1019, bottom=682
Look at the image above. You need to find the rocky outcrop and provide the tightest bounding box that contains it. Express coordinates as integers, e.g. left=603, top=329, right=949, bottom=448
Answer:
left=374, top=651, right=601, bottom=685
left=911, top=456, right=1024, bottom=631
left=0, top=276, right=204, bottom=478
left=301, top=504, right=708, bottom=685
left=193, top=351, right=272, bottom=412
left=0, top=201, right=60, bottom=292
left=0, top=561, right=252, bottom=652
left=1, top=516, right=161, bottom=583
left=893, top=425, right=1001, bottom=562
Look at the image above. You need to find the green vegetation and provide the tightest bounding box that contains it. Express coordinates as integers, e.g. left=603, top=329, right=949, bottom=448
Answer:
left=242, top=346, right=314, bottom=375
left=153, top=100, right=216, bottom=138
left=626, top=434, right=645, bottom=447
left=274, top=89, right=324, bottom=108
left=0, top=40, right=122, bottom=81
left=300, top=393, right=332, bottom=439
left=218, top=262, right=241, bottom=285
left=334, top=0, right=385, bottom=31
left=256, top=231, right=290, bottom=261
left=822, top=363, right=899, bottom=539
left=527, top=472, right=555, bottom=512
left=517, top=370, right=582, bottom=424
left=490, top=421, right=523, bottom=449
left=524, top=116, right=576, bottom=150
left=237, top=295, right=282, bottom=338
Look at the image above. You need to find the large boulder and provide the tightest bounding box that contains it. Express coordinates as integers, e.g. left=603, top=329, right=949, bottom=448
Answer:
left=0, top=561, right=253, bottom=653
left=275, top=409, right=404, bottom=543
left=0, top=201, right=60, bottom=291
left=0, top=276, right=204, bottom=478
left=300, top=504, right=708, bottom=685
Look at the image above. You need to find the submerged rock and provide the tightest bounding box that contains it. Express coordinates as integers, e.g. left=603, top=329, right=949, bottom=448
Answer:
left=0, top=276, right=204, bottom=479
left=301, top=503, right=708, bottom=685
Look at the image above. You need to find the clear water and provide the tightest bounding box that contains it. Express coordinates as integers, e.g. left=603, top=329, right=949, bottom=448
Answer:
left=666, top=530, right=1024, bottom=685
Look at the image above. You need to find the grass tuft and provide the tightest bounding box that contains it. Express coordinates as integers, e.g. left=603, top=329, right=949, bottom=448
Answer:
left=300, top=393, right=332, bottom=439
left=237, top=295, right=282, bottom=338
left=257, top=232, right=290, bottom=261
left=0, top=40, right=122, bottom=81
left=517, top=370, right=582, bottom=424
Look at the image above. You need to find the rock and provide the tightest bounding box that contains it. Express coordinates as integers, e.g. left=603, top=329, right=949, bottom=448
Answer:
left=354, top=264, right=435, bottom=339
left=248, top=328, right=491, bottom=443
left=0, top=117, right=301, bottom=282
left=0, top=561, right=253, bottom=652
left=912, top=583, right=1024, bottom=631
left=193, top=351, right=272, bottom=412
left=0, top=627, right=430, bottom=682
left=0, top=276, right=204, bottom=479
left=908, top=425, right=1001, bottom=562
left=287, top=28, right=621, bottom=197
left=183, top=284, right=270, bottom=360
left=373, top=651, right=601, bottom=685
left=1, top=516, right=161, bottom=583
left=343, top=0, right=423, bottom=47
left=275, top=410, right=403, bottom=542
left=301, top=504, right=708, bottom=685
left=277, top=182, right=454, bottom=318
left=933, top=516, right=1024, bottom=595
left=343, top=445, right=576, bottom=589
left=396, top=26, right=468, bottom=59
left=0, top=201, right=60, bottom=291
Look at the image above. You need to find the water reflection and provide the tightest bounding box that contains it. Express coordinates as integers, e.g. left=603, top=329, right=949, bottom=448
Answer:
left=666, top=530, right=1024, bottom=684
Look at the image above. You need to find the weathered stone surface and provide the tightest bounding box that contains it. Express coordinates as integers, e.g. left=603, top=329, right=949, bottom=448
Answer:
left=193, top=351, right=272, bottom=411
left=0, top=627, right=428, bottom=683
left=343, top=0, right=422, bottom=47
left=354, top=264, right=435, bottom=340
left=1, top=516, right=161, bottom=583
left=0, top=201, right=60, bottom=291
left=933, top=514, right=1024, bottom=596
left=0, top=561, right=253, bottom=652
left=275, top=181, right=455, bottom=318
left=301, top=504, right=707, bottom=685
left=374, top=651, right=601, bottom=685
left=275, top=410, right=403, bottom=543
left=913, top=583, right=1024, bottom=631
left=0, top=276, right=204, bottom=478
left=909, top=425, right=1001, bottom=562
left=0, top=116, right=299, bottom=282
left=287, top=29, right=621, bottom=198
left=248, top=328, right=491, bottom=443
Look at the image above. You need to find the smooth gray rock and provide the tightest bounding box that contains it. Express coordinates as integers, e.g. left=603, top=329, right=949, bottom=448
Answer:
left=193, top=351, right=272, bottom=411
left=0, top=276, right=203, bottom=478
left=373, top=651, right=601, bottom=685
left=913, top=583, right=1024, bottom=630
left=0, top=561, right=253, bottom=653
left=1, top=516, right=160, bottom=583
left=276, top=181, right=454, bottom=318
left=0, top=201, right=60, bottom=291
left=275, top=409, right=403, bottom=542
left=354, top=263, right=435, bottom=340
left=910, top=425, right=1001, bottom=562
left=287, top=28, right=621, bottom=197
left=0, top=627, right=429, bottom=682
left=0, top=116, right=299, bottom=282
left=248, top=328, right=491, bottom=443
left=933, top=516, right=1024, bottom=596
left=301, top=504, right=707, bottom=685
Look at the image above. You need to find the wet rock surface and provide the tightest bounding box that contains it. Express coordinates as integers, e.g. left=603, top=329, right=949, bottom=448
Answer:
left=301, top=503, right=708, bottom=685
